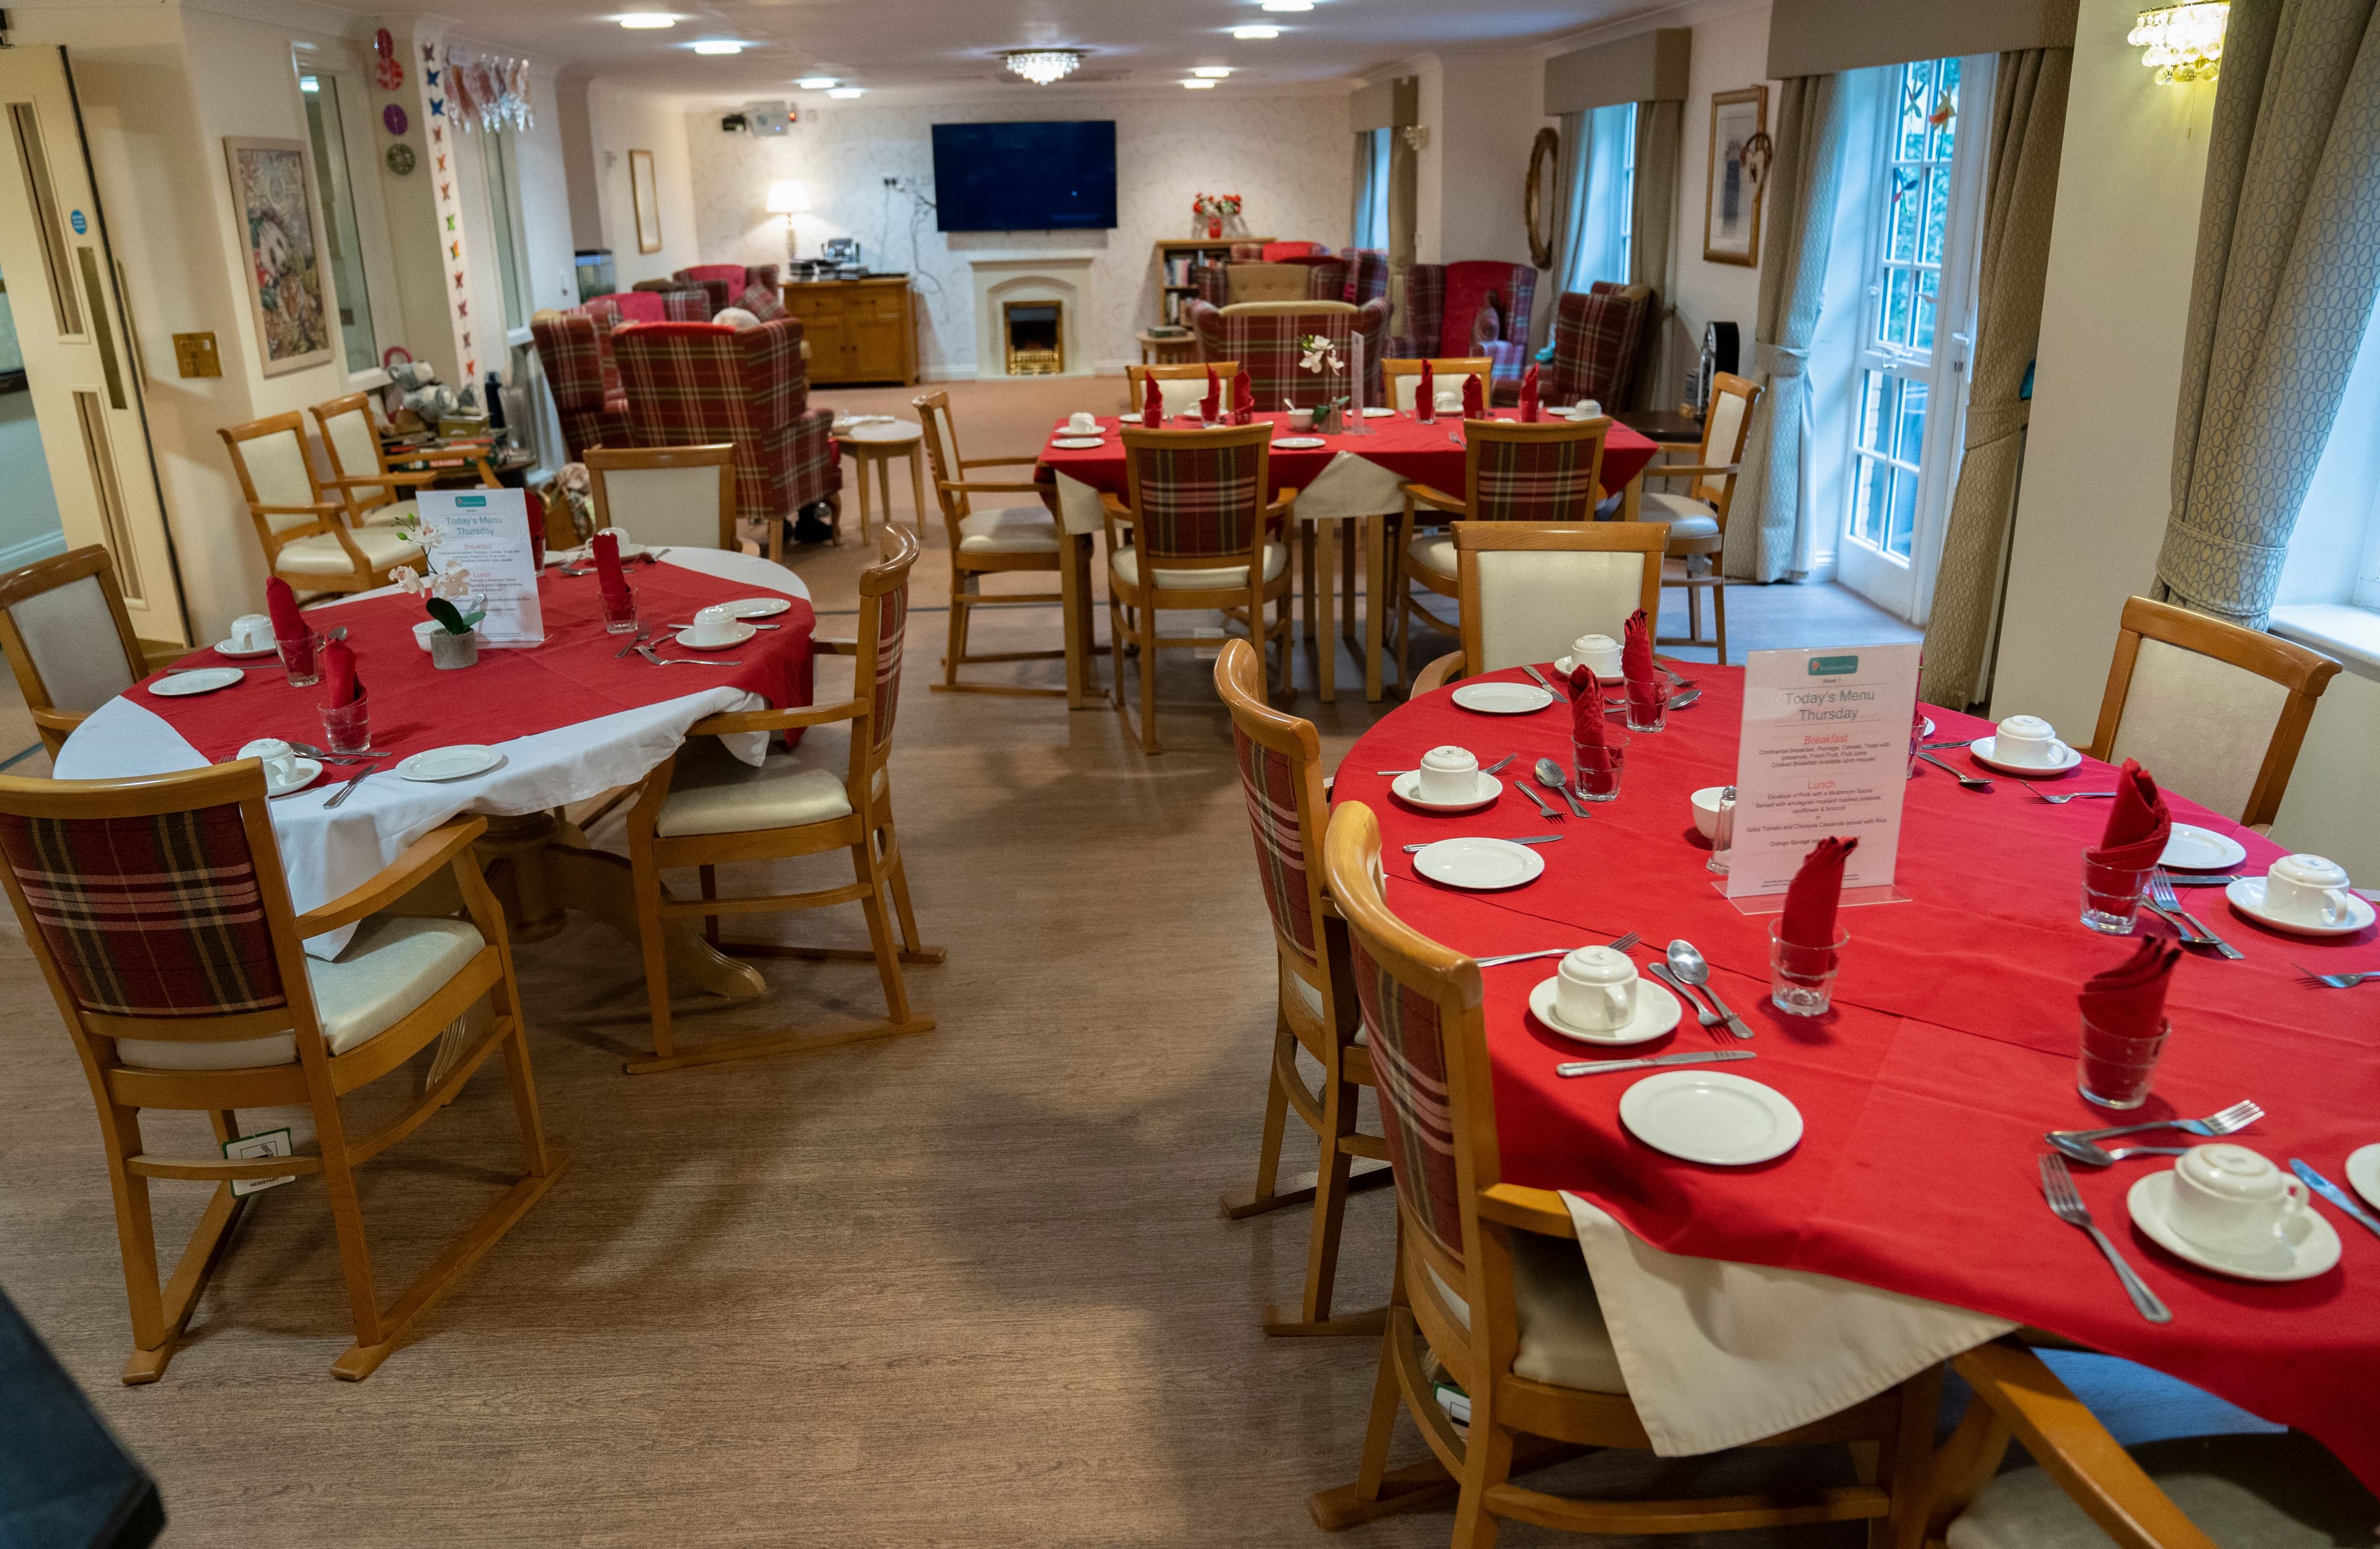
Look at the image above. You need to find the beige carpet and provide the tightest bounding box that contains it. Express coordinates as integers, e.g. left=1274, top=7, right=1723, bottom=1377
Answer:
left=0, top=376, right=1918, bottom=1547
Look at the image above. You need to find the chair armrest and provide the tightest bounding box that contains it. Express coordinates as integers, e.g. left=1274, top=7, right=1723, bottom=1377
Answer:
left=294, top=816, right=488, bottom=936
left=814, top=637, right=857, bottom=656
left=1099, top=492, right=1133, bottom=519
left=1266, top=490, right=1297, bottom=517
left=1399, top=480, right=1468, bottom=516
left=940, top=480, right=1048, bottom=495
left=1644, top=463, right=1736, bottom=482
left=687, top=697, right=863, bottom=736
left=1411, top=650, right=1465, bottom=695
left=255, top=502, right=349, bottom=518
left=1477, top=1183, right=1577, bottom=1240
left=961, top=454, right=1044, bottom=468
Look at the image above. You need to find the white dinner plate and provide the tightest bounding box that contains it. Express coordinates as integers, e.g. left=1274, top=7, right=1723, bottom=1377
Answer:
left=1449, top=681, right=1553, bottom=715
left=397, top=745, right=505, bottom=783
left=2127, top=1171, right=2340, bottom=1282
left=2161, top=823, right=2247, bottom=872
left=1051, top=436, right=1105, bottom=450
left=149, top=668, right=243, bottom=697
left=1969, top=736, right=2082, bottom=776
left=674, top=622, right=757, bottom=650
left=2223, top=876, right=2376, bottom=938
left=1920, top=716, right=1936, bottom=739
left=1619, top=1071, right=1804, bottom=1166
left=1552, top=656, right=1621, bottom=684
left=1273, top=436, right=1328, bottom=449
left=1390, top=770, right=1502, bottom=814
left=2345, top=1144, right=2380, bottom=1212
left=723, top=597, right=793, bottom=619
left=1527, top=976, right=1681, bottom=1046
left=265, top=757, right=324, bottom=798
left=1410, top=837, right=1546, bottom=891
left=213, top=638, right=280, bottom=659
left=1361, top=405, right=1397, bottom=417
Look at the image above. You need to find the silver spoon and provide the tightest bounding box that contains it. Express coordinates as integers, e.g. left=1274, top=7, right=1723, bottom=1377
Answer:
left=1373, top=754, right=1516, bottom=777
left=1667, top=940, right=1752, bottom=1039
left=1914, top=749, right=1993, bottom=790
left=284, top=740, right=372, bottom=764
left=1533, top=757, right=1590, bottom=818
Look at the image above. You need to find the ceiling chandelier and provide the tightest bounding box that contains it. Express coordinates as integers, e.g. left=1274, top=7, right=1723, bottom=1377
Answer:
left=1003, top=49, right=1083, bottom=85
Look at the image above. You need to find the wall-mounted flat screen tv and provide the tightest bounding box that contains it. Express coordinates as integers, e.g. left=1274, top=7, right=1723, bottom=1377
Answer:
left=930, top=120, right=1117, bottom=231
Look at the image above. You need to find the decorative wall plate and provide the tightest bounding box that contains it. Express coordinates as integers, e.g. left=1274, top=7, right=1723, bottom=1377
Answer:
left=385, top=143, right=416, bottom=176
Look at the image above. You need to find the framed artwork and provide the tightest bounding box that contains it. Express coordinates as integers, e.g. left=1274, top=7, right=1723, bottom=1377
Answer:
left=223, top=136, right=335, bottom=376
left=1703, top=87, right=1768, bottom=268
left=629, top=148, right=663, bottom=254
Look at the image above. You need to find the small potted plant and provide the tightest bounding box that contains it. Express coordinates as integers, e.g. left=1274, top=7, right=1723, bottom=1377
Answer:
left=386, top=513, right=486, bottom=669
left=1192, top=192, right=1241, bottom=240
left=1298, top=333, right=1350, bottom=432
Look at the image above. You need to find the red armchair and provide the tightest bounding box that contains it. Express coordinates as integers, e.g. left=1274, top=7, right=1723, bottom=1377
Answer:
left=1386, top=262, right=1537, bottom=397
left=1186, top=298, right=1391, bottom=410
left=673, top=264, right=782, bottom=316
left=1547, top=282, right=1656, bottom=410
left=530, top=309, right=631, bottom=462
left=611, top=319, right=841, bottom=555
left=584, top=290, right=708, bottom=325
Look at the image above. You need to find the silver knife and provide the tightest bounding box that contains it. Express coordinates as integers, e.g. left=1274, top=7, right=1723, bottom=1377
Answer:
left=1404, top=835, right=1562, bottom=853
left=322, top=759, right=384, bottom=810
left=1521, top=663, right=1565, bottom=699
left=1558, top=1049, right=1756, bottom=1078
left=2164, top=873, right=2246, bottom=888
left=2290, top=1159, right=2380, bottom=1238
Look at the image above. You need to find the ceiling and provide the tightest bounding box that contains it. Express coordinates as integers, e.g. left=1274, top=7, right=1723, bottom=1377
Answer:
left=366, top=0, right=1655, bottom=102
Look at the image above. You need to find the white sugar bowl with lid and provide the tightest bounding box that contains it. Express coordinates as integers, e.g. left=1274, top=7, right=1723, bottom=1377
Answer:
left=1417, top=745, right=1481, bottom=803
left=1554, top=945, right=1639, bottom=1032
left=2168, top=1144, right=2309, bottom=1254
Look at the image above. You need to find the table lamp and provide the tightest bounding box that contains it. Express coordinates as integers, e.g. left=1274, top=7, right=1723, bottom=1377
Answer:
left=766, top=179, right=812, bottom=260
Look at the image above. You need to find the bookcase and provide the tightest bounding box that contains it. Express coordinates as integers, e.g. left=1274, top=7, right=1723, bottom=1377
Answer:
left=1151, top=237, right=1274, bottom=328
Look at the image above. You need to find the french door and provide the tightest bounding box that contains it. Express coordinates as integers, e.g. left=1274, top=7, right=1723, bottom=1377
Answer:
left=1836, top=54, right=1993, bottom=625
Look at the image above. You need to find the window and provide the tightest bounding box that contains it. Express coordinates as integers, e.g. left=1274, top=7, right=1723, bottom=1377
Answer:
left=1562, top=102, right=1636, bottom=293
left=1354, top=128, right=1391, bottom=250
left=482, top=127, right=530, bottom=333
left=298, top=72, right=378, bottom=374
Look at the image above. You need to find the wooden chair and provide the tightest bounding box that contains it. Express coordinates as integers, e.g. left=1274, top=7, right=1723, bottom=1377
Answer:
left=619, top=524, right=942, bottom=1074
left=0, top=545, right=146, bottom=759
left=219, top=412, right=424, bottom=596
left=912, top=390, right=1067, bottom=697
left=1123, top=360, right=1243, bottom=419
left=1638, top=371, right=1760, bottom=664
left=1387, top=417, right=1613, bottom=687
left=1310, top=797, right=1940, bottom=1542
left=308, top=391, right=500, bottom=529
left=1380, top=357, right=1493, bottom=414
left=1212, top=637, right=1386, bottom=1337
left=1103, top=422, right=1295, bottom=756
left=584, top=444, right=738, bottom=550
left=1918, top=1340, right=2377, bottom=1548
left=0, top=765, right=566, bottom=1382
left=2084, top=596, right=2342, bottom=831
left=1408, top=521, right=1667, bottom=695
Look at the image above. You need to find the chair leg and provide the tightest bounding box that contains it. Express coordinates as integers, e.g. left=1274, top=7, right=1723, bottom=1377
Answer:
left=944, top=578, right=967, bottom=686
left=1451, top=1397, right=1515, bottom=1549
left=1136, top=598, right=1161, bottom=755
left=853, top=839, right=912, bottom=1025
left=1221, top=1011, right=1295, bottom=1218
left=1688, top=583, right=1703, bottom=643
left=878, top=817, right=937, bottom=961
left=310, top=1094, right=387, bottom=1366
left=698, top=864, right=720, bottom=947
left=1264, top=1073, right=1381, bottom=1338
left=1713, top=583, right=1729, bottom=666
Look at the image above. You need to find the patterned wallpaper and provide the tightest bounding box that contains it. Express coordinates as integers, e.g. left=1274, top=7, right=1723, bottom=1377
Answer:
left=686, top=94, right=1356, bottom=375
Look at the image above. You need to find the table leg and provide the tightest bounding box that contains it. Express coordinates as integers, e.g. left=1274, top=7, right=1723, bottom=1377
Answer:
left=1341, top=517, right=1360, bottom=647
left=1316, top=519, right=1337, bottom=704
left=1620, top=470, right=1643, bottom=523
left=1299, top=524, right=1319, bottom=656
left=875, top=455, right=896, bottom=536
left=1364, top=514, right=1388, bottom=702
left=905, top=445, right=927, bottom=532
left=851, top=450, right=872, bottom=539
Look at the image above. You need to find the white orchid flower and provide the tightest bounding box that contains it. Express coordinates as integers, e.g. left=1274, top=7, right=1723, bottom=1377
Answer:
left=389, top=565, right=426, bottom=596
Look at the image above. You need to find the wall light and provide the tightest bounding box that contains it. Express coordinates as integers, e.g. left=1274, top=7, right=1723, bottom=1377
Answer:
left=2130, top=3, right=2229, bottom=83
left=827, top=86, right=865, bottom=99
left=1192, top=66, right=1233, bottom=77
left=617, top=12, right=676, bottom=27
left=796, top=76, right=837, bottom=89
left=691, top=39, right=746, bottom=55
left=1260, top=1, right=1314, bottom=9
left=1232, top=25, right=1281, bottom=39
left=1183, top=79, right=1219, bottom=89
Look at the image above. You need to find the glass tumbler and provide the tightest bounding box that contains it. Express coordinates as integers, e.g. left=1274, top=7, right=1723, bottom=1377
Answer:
left=319, top=696, right=371, bottom=756
left=2079, top=1013, right=2169, bottom=1110
left=1624, top=679, right=1669, bottom=733
left=601, top=585, right=639, bottom=635
left=2080, top=857, right=2153, bottom=935
left=1572, top=733, right=1629, bottom=802
left=276, top=630, right=322, bottom=689
left=1768, top=922, right=1848, bottom=1016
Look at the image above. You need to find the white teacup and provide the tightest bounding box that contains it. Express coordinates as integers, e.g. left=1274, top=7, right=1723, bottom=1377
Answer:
left=2262, top=854, right=2358, bottom=926
left=687, top=604, right=738, bottom=648
left=1435, top=390, right=1462, bottom=413
left=2166, top=1144, right=2309, bottom=1255
left=1556, top=946, right=1638, bottom=1032
left=1574, top=399, right=1602, bottom=418
left=237, top=737, right=299, bottom=785
left=1285, top=408, right=1316, bottom=431
left=1992, top=713, right=2064, bottom=768
left=1417, top=745, right=1479, bottom=803
left=1067, top=412, right=1097, bottom=435
left=1571, top=633, right=1623, bottom=679
left=230, top=612, right=274, bottom=651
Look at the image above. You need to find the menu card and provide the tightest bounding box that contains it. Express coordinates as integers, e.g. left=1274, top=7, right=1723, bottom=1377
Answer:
left=1726, top=644, right=1920, bottom=906
left=415, top=488, right=543, bottom=647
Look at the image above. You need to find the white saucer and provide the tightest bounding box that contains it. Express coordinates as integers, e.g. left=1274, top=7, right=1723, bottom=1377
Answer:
left=723, top=597, right=793, bottom=619
left=2345, top=1144, right=2380, bottom=1212
left=1920, top=716, right=1936, bottom=739
left=1969, top=736, right=2082, bottom=776
left=1051, top=436, right=1104, bottom=450
left=1361, top=406, right=1396, bottom=417
left=2127, top=1171, right=2340, bottom=1282
left=1551, top=656, right=1621, bottom=684
left=1411, top=837, right=1546, bottom=891
left=2223, top=876, right=2376, bottom=937
left=1390, top=770, right=1503, bottom=814
left=265, top=757, right=324, bottom=797
left=149, top=668, right=243, bottom=697
left=1619, top=1071, right=1804, bottom=1166
left=1450, top=681, right=1553, bottom=715
left=1273, top=436, right=1327, bottom=449
left=673, top=622, right=757, bottom=650
left=1527, top=976, right=1682, bottom=1046
left=2162, top=823, right=2247, bottom=872
left=397, top=745, right=505, bottom=783
left=214, top=638, right=280, bottom=659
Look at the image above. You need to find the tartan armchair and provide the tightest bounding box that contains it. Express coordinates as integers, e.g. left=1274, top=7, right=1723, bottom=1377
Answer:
left=1191, top=262, right=1347, bottom=307
left=584, top=289, right=708, bottom=325
left=1184, top=298, right=1391, bottom=410
left=530, top=310, right=632, bottom=462
left=674, top=263, right=782, bottom=316
left=1343, top=249, right=1390, bottom=307
left=1547, top=282, right=1655, bottom=409
left=1386, top=261, right=1536, bottom=394
left=612, top=319, right=841, bottom=555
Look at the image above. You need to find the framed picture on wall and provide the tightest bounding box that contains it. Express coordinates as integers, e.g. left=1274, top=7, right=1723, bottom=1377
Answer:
left=1703, top=87, right=1768, bottom=268
left=223, top=136, right=335, bottom=376
left=629, top=148, right=663, bottom=254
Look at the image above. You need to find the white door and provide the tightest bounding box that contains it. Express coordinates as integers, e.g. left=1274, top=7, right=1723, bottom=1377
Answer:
left=1836, top=54, right=1993, bottom=625
left=0, top=46, right=188, bottom=644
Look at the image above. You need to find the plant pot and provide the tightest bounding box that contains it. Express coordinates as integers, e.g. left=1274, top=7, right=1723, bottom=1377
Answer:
left=429, top=629, right=479, bottom=670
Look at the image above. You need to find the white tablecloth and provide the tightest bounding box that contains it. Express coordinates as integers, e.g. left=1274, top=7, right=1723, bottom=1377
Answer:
left=55, top=549, right=809, bottom=960
left=1052, top=449, right=1408, bottom=537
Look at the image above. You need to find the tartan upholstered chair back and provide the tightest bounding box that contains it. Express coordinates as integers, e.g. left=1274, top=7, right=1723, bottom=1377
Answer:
left=1548, top=284, right=1654, bottom=408
left=673, top=265, right=749, bottom=315
left=1388, top=262, right=1536, bottom=386
left=1214, top=637, right=1327, bottom=965
left=737, top=285, right=788, bottom=322
left=1462, top=416, right=1611, bottom=524
left=531, top=310, right=630, bottom=461
left=1184, top=299, right=1390, bottom=410
left=612, top=319, right=840, bottom=530
left=853, top=523, right=917, bottom=764
left=1454, top=520, right=1668, bottom=674
left=1321, top=800, right=1492, bottom=1272
left=1345, top=249, right=1390, bottom=306
left=1120, top=422, right=1274, bottom=568
left=583, top=291, right=666, bottom=325
left=0, top=546, right=146, bottom=759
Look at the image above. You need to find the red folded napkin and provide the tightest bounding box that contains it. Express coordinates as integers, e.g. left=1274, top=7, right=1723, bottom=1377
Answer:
left=1621, top=609, right=1663, bottom=720
left=1231, top=368, right=1253, bottom=425
left=2089, top=759, right=2169, bottom=870
left=322, top=638, right=363, bottom=708
left=2079, top=937, right=2181, bottom=1040
left=265, top=576, right=306, bottom=643
left=1201, top=365, right=1220, bottom=422
left=593, top=529, right=631, bottom=611
left=1782, top=837, right=1859, bottom=950
left=1141, top=373, right=1163, bottom=430
left=1417, top=358, right=1436, bottom=421
left=1518, top=363, right=1541, bottom=423
left=1567, top=664, right=1611, bottom=767
left=1461, top=373, right=1484, bottom=421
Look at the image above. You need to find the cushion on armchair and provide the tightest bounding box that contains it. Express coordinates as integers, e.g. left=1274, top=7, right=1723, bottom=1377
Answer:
left=1439, top=265, right=1510, bottom=360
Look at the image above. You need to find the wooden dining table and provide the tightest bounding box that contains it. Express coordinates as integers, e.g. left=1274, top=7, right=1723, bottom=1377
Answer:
left=1336, top=659, right=2380, bottom=1487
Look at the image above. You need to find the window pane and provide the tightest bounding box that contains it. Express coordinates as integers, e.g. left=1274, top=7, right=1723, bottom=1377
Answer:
left=1889, top=172, right=1921, bottom=262
left=1931, top=57, right=1961, bottom=160
left=1895, top=379, right=1929, bottom=464
left=300, top=74, right=376, bottom=374
left=1882, top=268, right=1913, bottom=347
left=1898, top=64, right=1931, bottom=159
left=1922, top=169, right=1951, bottom=266
left=1887, top=466, right=1919, bottom=558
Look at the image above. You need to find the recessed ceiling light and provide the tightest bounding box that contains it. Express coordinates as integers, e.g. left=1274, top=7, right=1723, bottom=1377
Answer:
left=1183, top=78, right=1218, bottom=88
left=617, top=11, right=676, bottom=27
left=690, top=39, right=744, bottom=55
left=827, top=86, right=864, bottom=98
left=1192, top=66, right=1233, bottom=77
left=1232, top=25, right=1282, bottom=39
left=796, top=76, right=837, bottom=89
left=1261, top=0, right=1314, bottom=9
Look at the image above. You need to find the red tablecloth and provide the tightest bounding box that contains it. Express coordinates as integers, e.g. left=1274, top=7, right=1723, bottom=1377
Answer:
left=1036, top=411, right=1662, bottom=504
left=133, top=564, right=816, bottom=782
left=1338, top=661, right=2380, bottom=1486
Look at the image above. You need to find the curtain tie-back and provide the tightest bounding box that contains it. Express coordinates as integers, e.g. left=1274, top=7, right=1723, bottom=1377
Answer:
left=1753, top=342, right=1808, bottom=379
left=1963, top=399, right=2031, bottom=449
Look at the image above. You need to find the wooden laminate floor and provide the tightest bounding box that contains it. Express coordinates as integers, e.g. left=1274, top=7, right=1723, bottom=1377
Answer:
left=0, top=376, right=1924, bottom=1547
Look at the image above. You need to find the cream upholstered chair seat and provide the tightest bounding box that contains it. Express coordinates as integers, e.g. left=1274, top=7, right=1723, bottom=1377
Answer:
left=1410, top=533, right=1458, bottom=581
left=115, top=917, right=485, bottom=1070
left=956, top=506, right=1061, bottom=555
left=2105, top=637, right=2293, bottom=823
left=1947, top=1431, right=2374, bottom=1549
left=654, top=725, right=888, bottom=839
left=1471, top=543, right=1658, bottom=673
left=1112, top=540, right=1289, bottom=591
left=1426, top=1233, right=1626, bottom=1394
left=273, top=525, right=423, bottom=577
left=1220, top=298, right=1359, bottom=317
left=1638, top=490, right=1721, bottom=538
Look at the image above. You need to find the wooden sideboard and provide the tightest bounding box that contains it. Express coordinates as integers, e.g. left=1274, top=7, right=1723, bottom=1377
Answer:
left=778, top=275, right=918, bottom=386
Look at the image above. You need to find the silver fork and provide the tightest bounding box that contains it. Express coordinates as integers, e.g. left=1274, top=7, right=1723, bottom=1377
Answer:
left=2298, top=964, right=2380, bottom=989
left=2148, top=869, right=2244, bottom=960
left=613, top=623, right=652, bottom=659
left=2029, top=788, right=2117, bottom=805
left=635, top=643, right=741, bottom=668
left=1915, top=750, right=1993, bottom=790
left=1475, top=930, right=1640, bottom=968
left=2050, top=1098, right=2264, bottom=1148
left=1647, top=960, right=1728, bottom=1044
left=2038, top=1153, right=2171, bottom=1323
left=1514, top=783, right=1565, bottom=823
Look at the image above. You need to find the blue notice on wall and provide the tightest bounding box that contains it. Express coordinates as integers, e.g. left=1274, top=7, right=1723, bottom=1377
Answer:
left=69, top=210, right=86, bottom=234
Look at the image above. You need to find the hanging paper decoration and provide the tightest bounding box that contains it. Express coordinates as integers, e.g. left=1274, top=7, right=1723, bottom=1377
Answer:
left=382, top=102, right=409, bottom=136
left=376, top=54, right=405, bottom=92
left=431, top=43, right=534, bottom=134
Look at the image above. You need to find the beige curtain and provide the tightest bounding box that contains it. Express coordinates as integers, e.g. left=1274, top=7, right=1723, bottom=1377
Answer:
left=1724, top=74, right=1851, bottom=581
left=1918, top=49, right=2073, bottom=708
left=2154, top=0, right=2380, bottom=627
left=1628, top=99, right=1685, bottom=408
left=1351, top=132, right=1372, bottom=247
left=1544, top=109, right=1592, bottom=349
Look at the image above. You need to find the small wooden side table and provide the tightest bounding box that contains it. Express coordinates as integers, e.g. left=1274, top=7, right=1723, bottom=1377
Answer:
left=837, top=420, right=928, bottom=539
left=1137, top=331, right=1199, bottom=367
